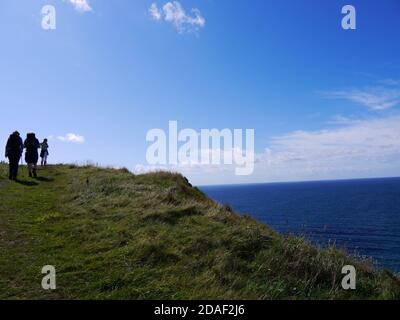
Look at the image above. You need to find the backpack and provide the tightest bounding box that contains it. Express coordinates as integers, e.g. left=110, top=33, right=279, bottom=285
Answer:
left=25, top=134, right=39, bottom=150
left=6, top=135, right=22, bottom=153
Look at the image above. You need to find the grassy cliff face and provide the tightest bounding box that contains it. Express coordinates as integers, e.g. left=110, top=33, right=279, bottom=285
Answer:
left=0, top=163, right=399, bottom=300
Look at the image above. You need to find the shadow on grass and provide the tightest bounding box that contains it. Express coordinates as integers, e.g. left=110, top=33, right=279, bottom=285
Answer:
left=35, top=176, right=54, bottom=182
left=15, top=179, right=38, bottom=187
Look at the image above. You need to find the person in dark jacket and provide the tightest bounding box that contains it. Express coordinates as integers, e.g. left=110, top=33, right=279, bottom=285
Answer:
left=5, top=131, right=23, bottom=180
left=24, top=133, right=40, bottom=178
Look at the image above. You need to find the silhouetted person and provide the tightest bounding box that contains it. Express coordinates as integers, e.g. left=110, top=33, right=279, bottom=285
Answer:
left=24, top=133, right=40, bottom=178
left=5, top=131, right=23, bottom=180
left=40, top=139, right=49, bottom=166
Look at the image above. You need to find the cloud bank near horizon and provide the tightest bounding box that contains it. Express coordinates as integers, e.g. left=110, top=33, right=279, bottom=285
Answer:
left=135, top=114, right=400, bottom=184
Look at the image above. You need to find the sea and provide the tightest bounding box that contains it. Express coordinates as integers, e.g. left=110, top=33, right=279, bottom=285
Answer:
left=200, top=177, right=400, bottom=273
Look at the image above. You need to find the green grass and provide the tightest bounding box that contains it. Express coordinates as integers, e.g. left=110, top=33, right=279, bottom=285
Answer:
left=0, top=163, right=399, bottom=300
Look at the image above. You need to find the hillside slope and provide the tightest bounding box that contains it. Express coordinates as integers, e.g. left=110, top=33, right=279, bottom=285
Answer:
left=0, top=164, right=399, bottom=299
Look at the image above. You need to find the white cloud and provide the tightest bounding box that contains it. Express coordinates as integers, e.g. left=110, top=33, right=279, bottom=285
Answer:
left=325, top=86, right=400, bottom=111
left=68, top=0, right=92, bottom=13
left=149, top=3, right=162, bottom=21
left=268, top=116, right=400, bottom=161
left=251, top=115, right=400, bottom=181
left=149, top=2, right=205, bottom=33
left=57, top=133, right=85, bottom=143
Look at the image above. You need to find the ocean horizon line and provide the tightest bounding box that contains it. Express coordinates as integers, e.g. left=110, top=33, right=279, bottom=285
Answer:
left=198, top=175, right=400, bottom=188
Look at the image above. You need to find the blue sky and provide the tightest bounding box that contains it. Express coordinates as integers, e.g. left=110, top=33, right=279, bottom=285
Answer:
left=1, top=0, right=400, bottom=185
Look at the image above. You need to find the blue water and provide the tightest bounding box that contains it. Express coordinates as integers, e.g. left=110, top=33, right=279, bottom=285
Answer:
left=201, top=177, right=400, bottom=273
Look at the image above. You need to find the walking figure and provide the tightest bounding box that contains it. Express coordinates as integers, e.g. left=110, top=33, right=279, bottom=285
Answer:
left=5, top=131, right=23, bottom=180
left=24, top=133, right=40, bottom=178
left=40, top=139, right=49, bottom=166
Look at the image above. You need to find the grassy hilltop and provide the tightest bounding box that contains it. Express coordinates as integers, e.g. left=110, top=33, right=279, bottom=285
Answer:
left=0, top=163, right=399, bottom=300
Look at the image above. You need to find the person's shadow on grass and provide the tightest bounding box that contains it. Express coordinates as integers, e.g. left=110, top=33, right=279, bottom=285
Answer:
left=15, top=179, right=39, bottom=187
left=34, top=176, right=54, bottom=182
